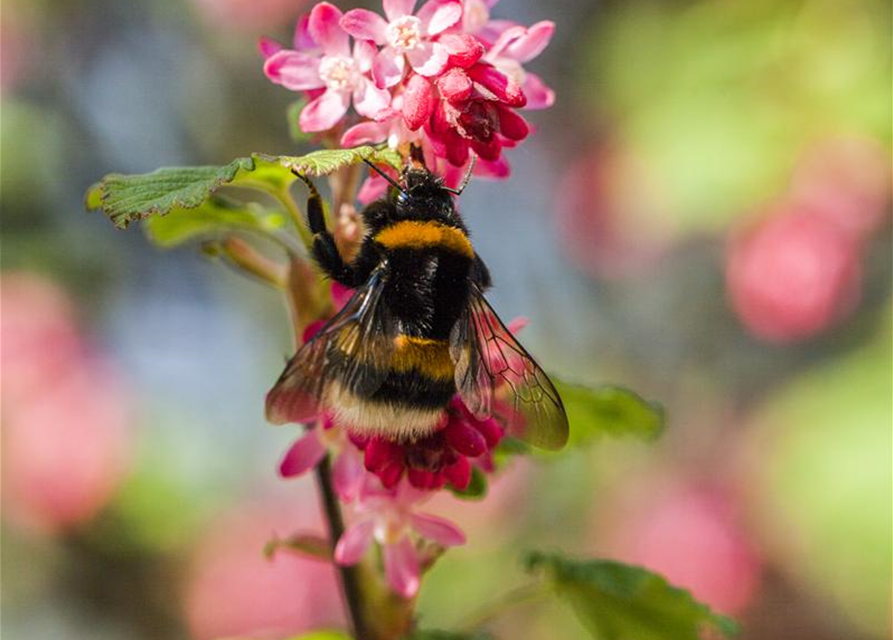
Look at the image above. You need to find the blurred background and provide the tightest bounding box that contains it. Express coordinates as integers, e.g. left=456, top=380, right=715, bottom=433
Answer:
left=1, top=0, right=890, bottom=638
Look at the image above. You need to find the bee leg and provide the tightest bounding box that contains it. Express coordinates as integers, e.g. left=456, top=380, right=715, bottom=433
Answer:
left=292, top=171, right=359, bottom=287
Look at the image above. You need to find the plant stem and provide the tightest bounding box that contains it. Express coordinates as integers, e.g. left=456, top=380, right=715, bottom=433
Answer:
left=315, top=455, right=371, bottom=640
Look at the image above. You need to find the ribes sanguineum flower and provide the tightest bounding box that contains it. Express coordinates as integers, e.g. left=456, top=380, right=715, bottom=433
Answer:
left=334, top=480, right=466, bottom=597
left=279, top=415, right=365, bottom=502
left=482, top=21, right=555, bottom=110
left=340, top=0, right=463, bottom=88
left=359, top=396, right=503, bottom=491
left=263, top=2, right=391, bottom=131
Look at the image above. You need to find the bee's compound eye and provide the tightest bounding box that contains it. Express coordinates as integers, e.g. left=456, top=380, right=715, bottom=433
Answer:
left=396, top=191, right=409, bottom=206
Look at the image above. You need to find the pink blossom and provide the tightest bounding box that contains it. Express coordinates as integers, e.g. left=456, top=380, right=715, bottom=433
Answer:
left=263, top=2, right=391, bottom=131
left=424, top=61, right=529, bottom=167
left=334, top=480, right=465, bottom=598
left=482, top=21, right=555, bottom=110
left=340, top=0, right=463, bottom=88
left=279, top=417, right=365, bottom=502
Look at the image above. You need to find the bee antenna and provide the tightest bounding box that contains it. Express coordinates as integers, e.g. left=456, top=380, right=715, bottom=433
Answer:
left=443, top=155, right=476, bottom=196
left=363, top=159, right=407, bottom=196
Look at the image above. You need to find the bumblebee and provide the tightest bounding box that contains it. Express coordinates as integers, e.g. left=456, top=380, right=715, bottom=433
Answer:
left=266, top=160, right=568, bottom=451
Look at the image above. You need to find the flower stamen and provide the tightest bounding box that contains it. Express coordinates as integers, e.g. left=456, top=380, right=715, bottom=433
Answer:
left=319, top=55, right=358, bottom=91
left=386, top=15, right=422, bottom=52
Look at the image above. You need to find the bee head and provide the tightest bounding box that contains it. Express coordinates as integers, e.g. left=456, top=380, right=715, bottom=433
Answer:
left=392, top=169, right=458, bottom=222
left=362, top=158, right=475, bottom=227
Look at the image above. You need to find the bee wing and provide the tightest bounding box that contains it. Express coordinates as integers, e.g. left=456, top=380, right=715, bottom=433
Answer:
left=266, top=265, right=395, bottom=425
left=450, top=286, right=569, bottom=451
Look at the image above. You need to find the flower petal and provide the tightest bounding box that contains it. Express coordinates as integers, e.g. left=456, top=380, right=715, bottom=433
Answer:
left=309, top=2, right=349, bottom=56
left=278, top=431, right=326, bottom=477
left=417, top=0, right=462, bottom=35
left=471, top=136, right=502, bottom=161
left=467, top=64, right=526, bottom=107
left=353, top=78, right=392, bottom=120
left=410, top=513, right=466, bottom=546
left=439, top=33, right=485, bottom=69
left=476, top=155, right=511, bottom=179
left=406, top=40, right=449, bottom=77
left=299, top=89, right=350, bottom=132
left=442, top=455, right=471, bottom=489
left=341, top=120, right=390, bottom=147
left=436, top=67, right=473, bottom=104
left=293, top=14, right=316, bottom=50
left=505, top=20, right=554, bottom=63
left=333, top=449, right=365, bottom=501
left=334, top=519, right=375, bottom=565
left=444, top=417, right=487, bottom=456
left=522, top=72, right=554, bottom=110
left=258, top=37, right=283, bottom=60
left=496, top=106, right=529, bottom=140
left=402, top=73, right=434, bottom=130
left=357, top=174, right=390, bottom=205
left=373, top=48, right=406, bottom=88
left=383, top=0, right=417, bottom=22
left=486, top=24, right=526, bottom=60
left=353, top=39, right=378, bottom=73
left=364, top=437, right=403, bottom=471
left=340, top=9, right=388, bottom=44
left=384, top=537, right=421, bottom=598
left=264, top=50, right=325, bottom=91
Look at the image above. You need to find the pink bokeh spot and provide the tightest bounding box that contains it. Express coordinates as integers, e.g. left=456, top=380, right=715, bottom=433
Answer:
left=597, top=483, right=762, bottom=616
left=727, top=205, right=862, bottom=343
left=185, top=504, right=341, bottom=640
left=1, top=272, right=134, bottom=534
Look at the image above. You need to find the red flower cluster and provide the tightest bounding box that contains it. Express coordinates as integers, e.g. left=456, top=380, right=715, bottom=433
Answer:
left=359, top=397, right=503, bottom=490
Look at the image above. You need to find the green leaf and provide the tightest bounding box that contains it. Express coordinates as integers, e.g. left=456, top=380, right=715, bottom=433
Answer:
left=281, top=146, right=402, bottom=176
left=449, top=465, right=488, bottom=501
left=143, top=196, right=286, bottom=248
left=87, top=147, right=401, bottom=230
left=405, top=631, right=494, bottom=640
left=87, top=157, right=254, bottom=229
left=525, top=552, right=738, bottom=640
left=553, top=381, right=665, bottom=446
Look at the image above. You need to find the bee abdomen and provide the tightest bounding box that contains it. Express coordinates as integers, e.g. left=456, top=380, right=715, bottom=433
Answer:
left=327, top=334, right=457, bottom=440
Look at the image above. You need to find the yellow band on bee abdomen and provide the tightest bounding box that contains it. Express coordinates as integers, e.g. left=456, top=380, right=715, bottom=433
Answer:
left=391, top=334, right=454, bottom=380
left=374, top=220, right=474, bottom=259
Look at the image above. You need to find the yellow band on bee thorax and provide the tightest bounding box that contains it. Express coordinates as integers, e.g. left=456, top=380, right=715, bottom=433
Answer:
left=390, top=334, right=454, bottom=380
left=373, top=220, right=474, bottom=258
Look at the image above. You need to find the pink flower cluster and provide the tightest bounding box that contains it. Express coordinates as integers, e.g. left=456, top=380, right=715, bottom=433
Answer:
left=261, top=0, right=554, bottom=185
